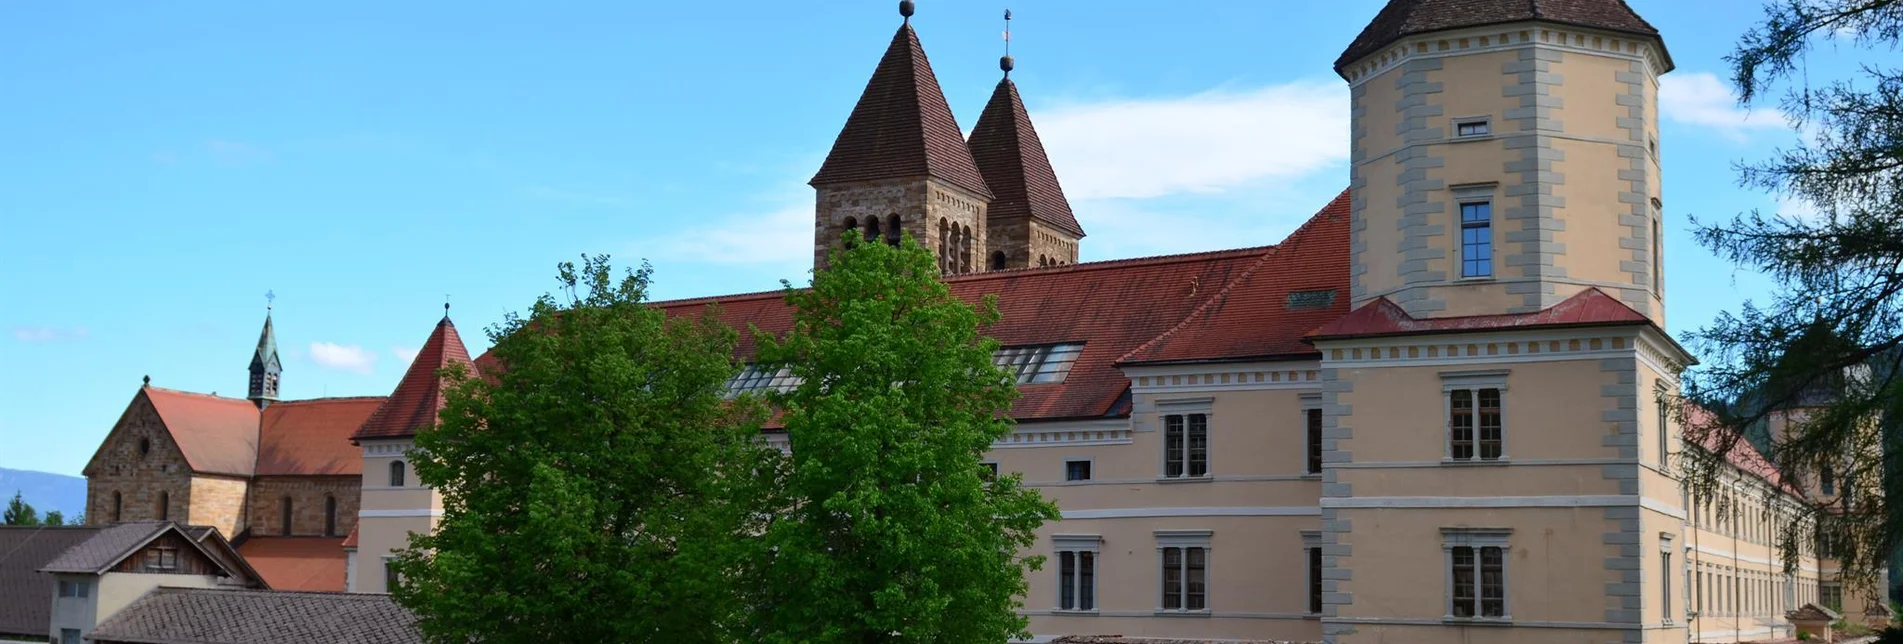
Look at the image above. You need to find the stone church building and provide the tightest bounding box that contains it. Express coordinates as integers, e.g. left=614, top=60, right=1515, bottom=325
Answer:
left=80, top=0, right=1888, bottom=642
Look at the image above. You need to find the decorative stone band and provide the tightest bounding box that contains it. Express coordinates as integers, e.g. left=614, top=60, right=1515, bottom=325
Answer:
left=1340, top=20, right=1666, bottom=87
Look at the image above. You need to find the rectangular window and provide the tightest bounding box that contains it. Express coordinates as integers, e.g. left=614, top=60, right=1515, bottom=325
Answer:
left=1822, top=582, right=1842, bottom=611
left=1653, top=218, right=1664, bottom=292
left=1657, top=389, right=1671, bottom=468
left=1163, top=413, right=1209, bottom=478
left=1821, top=463, right=1836, bottom=495
left=145, top=547, right=178, bottom=572
left=1662, top=550, right=1674, bottom=622
left=1160, top=546, right=1210, bottom=611
left=62, top=629, right=81, bottom=644
left=1460, top=202, right=1493, bottom=278
left=1057, top=550, right=1097, bottom=610
left=981, top=462, right=999, bottom=481
left=1450, top=546, right=1507, bottom=618
left=1065, top=460, right=1092, bottom=482
left=1308, top=546, right=1324, bottom=614
left=57, top=580, right=89, bottom=598
left=992, top=343, right=1085, bottom=384
left=1305, top=408, right=1323, bottom=475
left=724, top=363, right=802, bottom=398
left=384, top=557, right=401, bottom=593
left=1455, top=119, right=1491, bottom=137
left=1449, top=388, right=1503, bottom=461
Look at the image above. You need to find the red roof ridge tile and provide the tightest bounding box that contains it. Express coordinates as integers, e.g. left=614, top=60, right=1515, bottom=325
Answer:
left=351, top=317, right=476, bottom=442
left=142, top=385, right=249, bottom=402
left=270, top=396, right=388, bottom=405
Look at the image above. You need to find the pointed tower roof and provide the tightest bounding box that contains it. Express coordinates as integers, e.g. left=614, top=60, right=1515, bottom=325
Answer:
left=1335, top=0, right=1666, bottom=75
left=249, top=313, right=280, bottom=372
left=968, top=77, right=1084, bottom=238
left=351, top=315, right=477, bottom=442
left=809, top=18, right=992, bottom=199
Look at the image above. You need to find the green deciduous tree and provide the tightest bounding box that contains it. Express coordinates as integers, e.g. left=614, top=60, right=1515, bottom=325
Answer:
left=1685, top=0, right=1903, bottom=588
left=747, top=234, right=1059, bottom=643
left=42, top=510, right=64, bottom=526
left=390, top=256, right=780, bottom=644
left=3, top=492, right=38, bottom=526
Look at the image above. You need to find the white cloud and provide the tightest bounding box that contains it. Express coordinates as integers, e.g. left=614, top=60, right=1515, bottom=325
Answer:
left=1034, top=81, right=1350, bottom=200
left=393, top=346, right=419, bottom=364
left=645, top=202, right=813, bottom=266
left=1660, top=72, right=1787, bottom=139
left=12, top=326, right=87, bottom=343
left=310, top=342, right=376, bottom=375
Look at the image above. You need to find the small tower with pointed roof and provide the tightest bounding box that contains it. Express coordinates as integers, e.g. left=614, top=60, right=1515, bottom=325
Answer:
left=967, top=10, right=1084, bottom=270
left=811, top=1, right=994, bottom=275
left=247, top=309, right=281, bottom=409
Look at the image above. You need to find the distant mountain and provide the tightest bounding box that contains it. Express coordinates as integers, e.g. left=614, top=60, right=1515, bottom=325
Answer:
left=0, top=468, right=86, bottom=521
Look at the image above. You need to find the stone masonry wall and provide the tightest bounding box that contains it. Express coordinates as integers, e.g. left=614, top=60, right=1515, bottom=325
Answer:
left=247, top=475, right=361, bottom=537
left=812, top=177, right=989, bottom=274
left=84, top=392, right=240, bottom=534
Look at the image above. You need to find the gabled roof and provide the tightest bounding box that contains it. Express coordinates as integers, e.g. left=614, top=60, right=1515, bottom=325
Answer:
left=353, top=317, right=477, bottom=441
left=0, top=526, right=101, bottom=638
left=87, top=587, right=421, bottom=644
left=968, top=78, right=1084, bottom=238
left=1119, top=191, right=1350, bottom=365
left=1787, top=602, right=1842, bottom=621
left=39, top=521, right=236, bottom=577
left=1335, top=0, right=1664, bottom=74
left=809, top=22, right=991, bottom=199
left=234, top=537, right=348, bottom=592
left=258, top=397, right=383, bottom=475
left=250, top=312, right=280, bottom=374
left=143, top=387, right=261, bottom=477
left=1308, top=287, right=1651, bottom=341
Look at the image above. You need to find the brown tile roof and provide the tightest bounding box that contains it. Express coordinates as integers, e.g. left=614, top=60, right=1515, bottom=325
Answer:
left=1684, top=404, right=1802, bottom=496
left=86, top=587, right=420, bottom=644
left=234, top=537, right=347, bottom=592
left=1120, top=191, right=1350, bottom=365
left=1308, top=287, right=1651, bottom=341
left=1787, top=602, right=1842, bottom=621
left=968, top=78, right=1084, bottom=238
left=39, top=521, right=178, bottom=574
left=340, top=524, right=359, bottom=549
left=353, top=317, right=477, bottom=441
left=1335, top=0, right=1663, bottom=74
left=144, top=386, right=261, bottom=477
left=257, top=397, right=383, bottom=476
left=0, top=526, right=101, bottom=638
left=808, top=22, right=991, bottom=199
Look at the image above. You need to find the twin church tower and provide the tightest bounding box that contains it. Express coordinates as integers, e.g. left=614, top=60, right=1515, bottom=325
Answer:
left=809, top=1, right=1086, bottom=274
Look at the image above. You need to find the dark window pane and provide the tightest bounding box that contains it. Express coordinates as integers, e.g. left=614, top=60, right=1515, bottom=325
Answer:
left=1162, top=547, right=1182, bottom=609
left=1450, top=390, right=1475, bottom=460
left=1080, top=551, right=1096, bottom=610
left=1307, top=408, right=1324, bottom=474
left=1060, top=551, right=1076, bottom=610
left=1066, top=460, right=1092, bottom=481
left=1165, top=415, right=1185, bottom=477
left=1479, top=388, right=1503, bottom=460
left=1481, top=546, right=1505, bottom=617
left=1452, top=546, right=1476, bottom=617
left=1309, top=547, right=1324, bottom=613
left=1187, top=547, right=1207, bottom=610
left=1188, top=414, right=1209, bottom=477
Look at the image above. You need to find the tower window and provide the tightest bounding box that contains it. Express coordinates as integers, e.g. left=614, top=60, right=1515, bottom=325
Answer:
left=884, top=214, right=901, bottom=246
left=281, top=496, right=294, bottom=535
left=1065, top=460, right=1092, bottom=481
left=989, top=251, right=1006, bottom=271
left=1454, top=118, right=1491, bottom=137
left=390, top=460, right=407, bottom=487
left=112, top=491, right=122, bottom=522
left=1653, top=218, right=1663, bottom=292
left=138, top=437, right=151, bottom=456
left=864, top=216, right=882, bottom=243
left=324, top=495, right=338, bottom=537
left=1460, top=202, right=1493, bottom=278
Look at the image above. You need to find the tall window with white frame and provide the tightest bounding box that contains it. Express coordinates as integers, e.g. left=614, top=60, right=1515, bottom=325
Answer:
left=1163, top=412, right=1209, bottom=478
left=1157, top=531, right=1211, bottom=612
left=1305, top=406, right=1323, bottom=475
left=1449, top=387, right=1503, bottom=461
left=1445, top=528, right=1509, bottom=620
left=1460, top=201, right=1493, bottom=278
left=1303, top=531, right=1323, bottom=615
left=1657, top=385, right=1671, bottom=469
left=1660, top=534, right=1675, bottom=624
left=1054, top=536, right=1100, bottom=612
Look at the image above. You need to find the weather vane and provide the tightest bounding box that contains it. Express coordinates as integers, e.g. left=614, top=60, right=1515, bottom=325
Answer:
left=1001, top=9, right=1015, bottom=77
left=265, top=290, right=276, bottom=311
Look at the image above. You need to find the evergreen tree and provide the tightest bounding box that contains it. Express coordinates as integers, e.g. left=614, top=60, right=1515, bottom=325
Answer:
left=390, top=256, right=780, bottom=644
left=42, top=510, right=64, bottom=526
left=747, top=234, right=1059, bottom=643
left=3, top=491, right=39, bottom=526
left=1686, top=0, right=1903, bottom=587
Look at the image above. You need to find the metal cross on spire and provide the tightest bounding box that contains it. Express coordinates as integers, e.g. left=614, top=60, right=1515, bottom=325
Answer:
left=265, top=290, right=276, bottom=311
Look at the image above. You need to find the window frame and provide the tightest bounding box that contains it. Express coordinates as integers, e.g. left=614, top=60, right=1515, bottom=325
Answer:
left=1064, top=458, right=1093, bottom=482
left=145, top=546, right=179, bottom=572
left=1451, top=184, right=1498, bottom=280
left=1442, top=528, right=1511, bottom=622
left=389, top=460, right=407, bottom=487
left=1302, top=530, right=1324, bottom=615
left=1442, top=371, right=1508, bottom=463
left=1302, top=394, right=1324, bottom=476
left=1453, top=117, right=1492, bottom=138
left=1155, top=530, right=1213, bottom=613
left=1053, top=535, right=1102, bottom=613
left=383, top=555, right=401, bottom=594
left=1157, top=399, right=1213, bottom=480
left=1660, top=534, right=1676, bottom=624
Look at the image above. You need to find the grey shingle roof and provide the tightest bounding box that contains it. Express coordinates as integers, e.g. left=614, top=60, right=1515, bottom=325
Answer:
left=0, top=526, right=103, bottom=638
left=38, top=521, right=171, bottom=574
left=86, top=587, right=421, bottom=644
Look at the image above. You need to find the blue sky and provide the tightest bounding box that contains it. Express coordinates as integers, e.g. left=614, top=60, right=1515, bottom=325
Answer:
left=0, top=1, right=1866, bottom=477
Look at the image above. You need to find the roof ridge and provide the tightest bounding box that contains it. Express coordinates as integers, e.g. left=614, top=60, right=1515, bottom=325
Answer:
left=270, top=396, right=387, bottom=405
left=809, top=21, right=991, bottom=197
left=148, top=585, right=384, bottom=599
left=143, top=385, right=251, bottom=402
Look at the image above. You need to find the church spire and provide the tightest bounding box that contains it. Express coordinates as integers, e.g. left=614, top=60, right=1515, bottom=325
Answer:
left=247, top=295, right=281, bottom=409
left=967, top=11, right=1084, bottom=268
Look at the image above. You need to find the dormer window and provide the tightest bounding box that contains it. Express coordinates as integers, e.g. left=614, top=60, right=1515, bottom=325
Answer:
left=726, top=364, right=802, bottom=398
left=1455, top=118, right=1491, bottom=137
left=144, top=546, right=178, bottom=572
left=993, top=343, right=1084, bottom=384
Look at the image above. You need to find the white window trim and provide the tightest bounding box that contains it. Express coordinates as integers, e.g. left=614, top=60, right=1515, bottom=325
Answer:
left=1660, top=533, right=1677, bottom=625
left=1155, top=530, right=1213, bottom=614
left=1452, top=116, right=1493, bottom=138
left=1442, top=370, right=1509, bottom=463
left=1442, top=527, right=1512, bottom=622
left=1451, top=184, right=1498, bottom=281
left=1054, top=535, right=1103, bottom=613
left=1301, top=393, right=1324, bottom=477
left=1063, top=456, right=1095, bottom=482
left=1157, top=401, right=1213, bottom=480
left=1302, top=530, right=1324, bottom=616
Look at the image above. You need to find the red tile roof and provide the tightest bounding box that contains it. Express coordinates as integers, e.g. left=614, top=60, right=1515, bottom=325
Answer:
left=968, top=78, right=1084, bottom=238
left=353, top=317, right=476, bottom=441
left=1684, top=404, right=1798, bottom=495
left=143, top=387, right=261, bottom=477
left=257, top=397, right=384, bottom=476
left=1308, top=287, right=1651, bottom=341
left=234, top=536, right=348, bottom=592
left=808, top=22, right=991, bottom=199
left=340, top=524, right=358, bottom=549
left=1335, top=0, right=1663, bottom=74
left=1119, top=191, right=1351, bottom=365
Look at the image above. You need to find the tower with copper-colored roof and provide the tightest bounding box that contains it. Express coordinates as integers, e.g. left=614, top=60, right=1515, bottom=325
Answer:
left=247, top=311, right=281, bottom=409
left=810, top=1, right=994, bottom=275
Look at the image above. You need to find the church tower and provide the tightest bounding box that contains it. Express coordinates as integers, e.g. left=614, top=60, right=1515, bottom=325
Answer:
left=811, top=1, right=993, bottom=275
left=967, top=24, right=1085, bottom=270
left=1337, top=0, right=1671, bottom=324
left=247, top=309, right=281, bottom=409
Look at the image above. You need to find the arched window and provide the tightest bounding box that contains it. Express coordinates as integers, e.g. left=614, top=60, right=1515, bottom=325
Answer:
left=864, top=216, right=881, bottom=243
left=156, top=491, right=168, bottom=520
left=885, top=214, right=901, bottom=246
left=961, top=225, right=973, bottom=273
left=281, top=496, right=294, bottom=535
left=390, top=461, right=407, bottom=487
left=938, top=219, right=952, bottom=273
left=324, top=495, right=338, bottom=537
left=842, top=217, right=859, bottom=248
left=112, top=491, right=122, bottom=522
left=989, top=251, right=1006, bottom=271
left=1039, top=255, right=1048, bottom=267
left=947, top=226, right=963, bottom=274
left=138, top=437, right=150, bottom=457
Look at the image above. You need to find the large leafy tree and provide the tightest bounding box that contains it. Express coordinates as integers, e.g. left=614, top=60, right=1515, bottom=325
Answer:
left=747, top=234, right=1060, bottom=643
left=3, top=491, right=38, bottom=526
left=1684, top=0, right=1903, bottom=589
left=391, top=256, right=780, bottom=643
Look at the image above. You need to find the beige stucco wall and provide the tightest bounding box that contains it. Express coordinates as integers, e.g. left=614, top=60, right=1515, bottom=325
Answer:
left=352, top=439, right=440, bottom=593
left=62, top=572, right=224, bottom=639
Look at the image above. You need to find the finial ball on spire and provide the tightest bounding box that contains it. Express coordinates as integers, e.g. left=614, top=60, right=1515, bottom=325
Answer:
left=899, top=0, right=914, bottom=18
left=1001, top=55, right=1015, bottom=73
left=143, top=375, right=150, bottom=386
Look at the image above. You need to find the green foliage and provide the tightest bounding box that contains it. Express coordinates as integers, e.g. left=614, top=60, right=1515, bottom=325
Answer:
left=1875, top=624, right=1903, bottom=643
left=41, top=510, right=64, bottom=526
left=745, top=233, right=1060, bottom=643
left=3, top=491, right=38, bottom=526
left=1683, top=0, right=1903, bottom=587
left=390, top=256, right=780, bottom=644
left=1798, top=630, right=1815, bottom=641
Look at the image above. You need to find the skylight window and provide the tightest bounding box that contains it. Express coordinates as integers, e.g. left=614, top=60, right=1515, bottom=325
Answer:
left=993, top=343, right=1084, bottom=384
left=725, top=364, right=802, bottom=398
